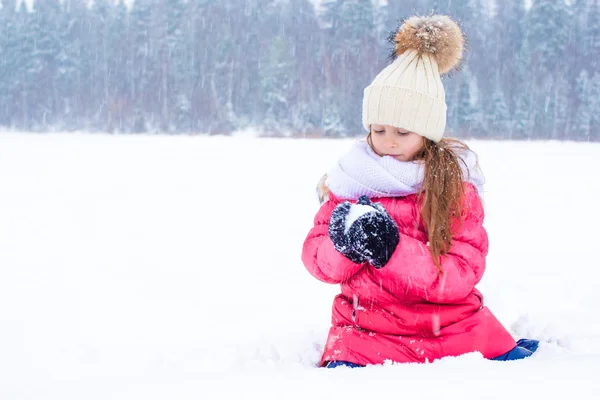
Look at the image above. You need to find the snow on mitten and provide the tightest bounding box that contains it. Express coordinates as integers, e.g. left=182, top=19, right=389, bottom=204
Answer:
left=347, top=196, right=399, bottom=269
left=328, top=201, right=368, bottom=264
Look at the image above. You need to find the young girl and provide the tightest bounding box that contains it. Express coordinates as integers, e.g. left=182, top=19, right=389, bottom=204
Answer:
left=301, top=15, right=538, bottom=368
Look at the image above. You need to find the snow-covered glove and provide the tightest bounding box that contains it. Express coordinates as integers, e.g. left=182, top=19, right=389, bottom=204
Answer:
left=328, top=201, right=368, bottom=264
left=348, top=195, right=399, bottom=268
left=328, top=195, right=399, bottom=268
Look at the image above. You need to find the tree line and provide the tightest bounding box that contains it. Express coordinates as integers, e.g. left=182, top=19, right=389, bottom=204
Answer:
left=0, top=0, right=598, bottom=140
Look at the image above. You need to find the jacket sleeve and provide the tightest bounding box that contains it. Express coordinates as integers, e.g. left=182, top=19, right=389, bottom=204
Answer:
left=373, top=185, right=489, bottom=303
left=301, top=197, right=366, bottom=284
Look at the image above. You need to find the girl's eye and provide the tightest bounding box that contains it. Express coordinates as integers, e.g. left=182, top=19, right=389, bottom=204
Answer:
left=373, top=130, right=384, bottom=134
left=397, top=131, right=409, bottom=136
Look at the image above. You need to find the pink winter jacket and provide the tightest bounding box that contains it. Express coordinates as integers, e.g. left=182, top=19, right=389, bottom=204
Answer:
left=301, top=184, right=517, bottom=366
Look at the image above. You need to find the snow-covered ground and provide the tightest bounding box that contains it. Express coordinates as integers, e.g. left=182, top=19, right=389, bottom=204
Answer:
left=0, top=132, right=599, bottom=399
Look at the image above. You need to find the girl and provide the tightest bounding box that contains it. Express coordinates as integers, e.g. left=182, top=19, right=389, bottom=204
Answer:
left=301, top=15, right=538, bottom=368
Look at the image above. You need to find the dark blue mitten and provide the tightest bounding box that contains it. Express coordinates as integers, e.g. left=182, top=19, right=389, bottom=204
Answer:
left=347, top=196, right=399, bottom=269
left=328, top=201, right=368, bottom=264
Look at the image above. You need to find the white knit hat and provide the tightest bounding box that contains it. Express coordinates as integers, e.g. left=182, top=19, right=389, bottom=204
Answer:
left=362, top=15, right=465, bottom=143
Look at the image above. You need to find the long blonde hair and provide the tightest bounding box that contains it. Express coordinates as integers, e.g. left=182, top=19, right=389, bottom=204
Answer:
left=367, top=133, right=473, bottom=271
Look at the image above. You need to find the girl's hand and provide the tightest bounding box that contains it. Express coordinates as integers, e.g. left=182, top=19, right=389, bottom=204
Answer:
left=328, top=201, right=368, bottom=264
left=328, top=195, right=399, bottom=268
left=347, top=196, right=399, bottom=269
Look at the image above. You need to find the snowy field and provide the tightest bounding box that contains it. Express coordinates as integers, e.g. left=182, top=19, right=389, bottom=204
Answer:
left=1, top=132, right=599, bottom=399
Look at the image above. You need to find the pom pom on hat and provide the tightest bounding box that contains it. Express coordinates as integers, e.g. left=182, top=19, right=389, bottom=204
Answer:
left=391, top=15, right=465, bottom=76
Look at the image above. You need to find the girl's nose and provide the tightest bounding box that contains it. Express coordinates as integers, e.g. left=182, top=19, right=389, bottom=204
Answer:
left=385, top=139, right=397, bottom=148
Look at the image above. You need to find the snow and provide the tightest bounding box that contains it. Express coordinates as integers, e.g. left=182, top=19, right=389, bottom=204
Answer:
left=344, top=203, right=375, bottom=233
left=0, top=132, right=599, bottom=399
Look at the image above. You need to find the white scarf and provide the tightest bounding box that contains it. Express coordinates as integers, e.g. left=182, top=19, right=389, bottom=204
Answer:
left=326, top=140, right=485, bottom=200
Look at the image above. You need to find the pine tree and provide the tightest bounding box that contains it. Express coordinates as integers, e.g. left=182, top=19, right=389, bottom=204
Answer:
left=512, top=92, right=533, bottom=140
left=469, top=78, right=486, bottom=138
left=144, top=0, right=184, bottom=132
left=487, top=77, right=511, bottom=139
left=573, top=69, right=591, bottom=141
left=280, top=0, right=324, bottom=135
left=162, top=0, right=189, bottom=132
left=13, top=1, right=36, bottom=129
left=589, top=72, right=600, bottom=141
left=457, top=73, right=474, bottom=137
left=185, top=0, right=219, bottom=132
left=129, top=0, right=154, bottom=132
left=552, top=73, right=570, bottom=140
left=322, top=92, right=347, bottom=137
left=570, top=0, right=588, bottom=72
left=0, top=0, right=19, bottom=126
left=444, top=76, right=460, bottom=136
left=107, top=1, right=131, bottom=132
left=59, top=0, right=88, bottom=130
left=208, top=0, right=257, bottom=132
left=494, top=0, right=527, bottom=112
left=528, top=0, right=571, bottom=69
left=588, top=0, right=600, bottom=72
left=260, top=36, right=294, bottom=133
left=321, top=0, right=378, bottom=135
left=528, top=0, right=572, bottom=139
left=28, top=0, right=66, bottom=128
left=245, top=0, right=281, bottom=128
left=512, top=38, right=534, bottom=140
left=88, top=0, right=114, bottom=130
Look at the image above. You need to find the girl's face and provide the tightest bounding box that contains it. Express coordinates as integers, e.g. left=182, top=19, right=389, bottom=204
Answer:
left=369, top=124, right=424, bottom=161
